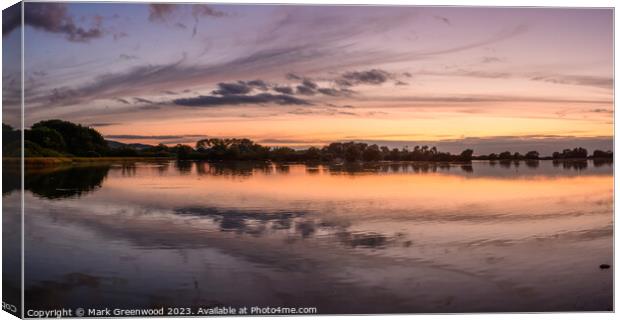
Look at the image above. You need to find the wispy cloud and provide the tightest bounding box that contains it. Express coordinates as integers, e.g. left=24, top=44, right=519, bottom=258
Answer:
left=133, top=97, right=155, bottom=104
left=113, top=97, right=131, bottom=104
left=419, top=69, right=613, bottom=89
left=481, top=56, right=502, bottom=64
left=32, top=45, right=337, bottom=108
left=529, top=74, right=613, bottom=89
left=119, top=54, right=138, bottom=60
left=589, top=108, right=613, bottom=114
left=148, top=4, right=225, bottom=37
left=106, top=134, right=205, bottom=140
left=433, top=15, right=451, bottom=26
left=88, top=122, right=119, bottom=127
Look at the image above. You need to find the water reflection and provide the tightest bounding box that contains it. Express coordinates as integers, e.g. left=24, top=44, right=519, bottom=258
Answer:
left=14, top=159, right=613, bottom=313
left=174, top=160, right=193, bottom=175
left=553, top=160, right=589, bottom=171
left=2, top=162, right=20, bottom=195
left=23, top=165, right=110, bottom=199
left=593, top=158, right=613, bottom=167
left=3, top=160, right=613, bottom=200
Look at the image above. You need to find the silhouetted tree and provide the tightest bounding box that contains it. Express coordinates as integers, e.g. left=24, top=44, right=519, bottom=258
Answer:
left=592, top=150, right=613, bottom=159
left=498, top=151, right=512, bottom=160
left=173, top=144, right=194, bottom=160
left=459, top=149, right=474, bottom=161
left=362, top=144, right=382, bottom=161
left=344, top=143, right=363, bottom=162
left=525, top=151, right=540, bottom=160
left=552, top=147, right=588, bottom=159
left=25, top=126, right=66, bottom=151
left=29, top=120, right=108, bottom=156
left=303, top=147, right=322, bottom=161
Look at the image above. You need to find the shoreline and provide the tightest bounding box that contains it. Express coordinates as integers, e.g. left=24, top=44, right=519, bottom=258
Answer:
left=1, top=157, right=612, bottom=167
left=3, top=157, right=175, bottom=166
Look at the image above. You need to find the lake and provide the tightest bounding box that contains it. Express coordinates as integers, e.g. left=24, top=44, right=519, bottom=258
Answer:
left=3, top=160, right=613, bottom=313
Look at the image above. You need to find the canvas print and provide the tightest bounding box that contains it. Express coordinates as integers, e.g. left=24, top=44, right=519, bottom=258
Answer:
left=2, top=2, right=614, bottom=317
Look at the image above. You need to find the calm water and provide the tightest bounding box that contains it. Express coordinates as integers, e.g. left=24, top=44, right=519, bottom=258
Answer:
left=4, top=160, right=613, bottom=313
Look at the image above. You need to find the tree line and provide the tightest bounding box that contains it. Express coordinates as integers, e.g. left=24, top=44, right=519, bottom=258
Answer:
left=2, top=120, right=613, bottom=162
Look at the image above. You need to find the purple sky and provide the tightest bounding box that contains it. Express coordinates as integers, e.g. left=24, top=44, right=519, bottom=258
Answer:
left=2, top=3, right=613, bottom=154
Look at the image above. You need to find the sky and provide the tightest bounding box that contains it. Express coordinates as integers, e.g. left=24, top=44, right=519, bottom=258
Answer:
left=2, top=3, right=614, bottom=155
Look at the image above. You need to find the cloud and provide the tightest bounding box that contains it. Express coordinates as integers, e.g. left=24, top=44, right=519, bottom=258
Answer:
left=210, top=77, right=346, bottom=98
left=296, top=80, right=318, bottom=95
left=191, top=5, right=225, bottom=37
left=258, top=138, right=322, bottom=144
left=8, top=3, right=105, bottom=42
left=119, top=54, right=138, bottom=60
left=212, top=82, right=253, bottom=95
left=246, top=79, right=269, bottom=91
left=212, top=80, right=275, bottom=95
left=113, top=97, right=131, bottom=104
left=106, top=134, right=203, bottom=140
left=148, top=4, right=177, bottom=22
left=2, top=3, right=21, bottom=36
left=451, top=70, right=511, bottom=79
left=286, top=73, right=303, bottom=80
left=287, top=106, right=358, bottom=116
left=139, top=105, right=161, bottom=110
left=191, top=4, right=226, bottom=19
left=148, top=4, right=225, bottom=37
left=337, top=69, right=391, bottom=86
left=173, top=93, right=312, bottom=107
left=481, top=56, right=502, bottom=63
left=293, top=79, right=319, bottom=95
left=27, top=21, right=533, bottom=114
left=31, top=45, right=330, bottom=109
left=589, top=108, right=613, bottom=114
left=418, top=69, right=611, bottom=89
left=273, top=86, right=294, bottom=94
left=301, top=79, right=318, bottom=89
left=317, top=87, right=354, bottom=96
left=133, top=97, right=154, bottom=104
left=88, top=122, right=118, bottom=127
left=529, top=74, right=613, bottom=89
left=112, top=32, right=128, bottom=41
left=88, top=122, right=119, bottom=127
left=49, top=87, right=78, bottom=104
left=434, top=15, right=451, bottom=26
left=369, top=94, right=612, bottom=105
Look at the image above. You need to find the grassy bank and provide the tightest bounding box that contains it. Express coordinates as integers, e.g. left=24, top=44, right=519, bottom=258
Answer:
left=3, top=157, right=175, bottom=166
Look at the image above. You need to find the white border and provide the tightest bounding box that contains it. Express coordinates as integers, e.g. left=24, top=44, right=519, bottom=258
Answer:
left=0, top=1, right=616, bottom=320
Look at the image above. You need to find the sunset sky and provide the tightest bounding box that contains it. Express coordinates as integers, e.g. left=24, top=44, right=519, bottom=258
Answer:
left=3, top=3, right=613, bottom=154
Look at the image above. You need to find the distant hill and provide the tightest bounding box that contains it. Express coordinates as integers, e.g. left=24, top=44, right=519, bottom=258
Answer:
left=106, top=140, right=154, bottom=150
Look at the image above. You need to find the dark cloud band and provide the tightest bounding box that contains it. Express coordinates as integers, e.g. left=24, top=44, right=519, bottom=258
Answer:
left=4, top=3, right=104, bottom=42
left=173, top=93, right=312, bottom=107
